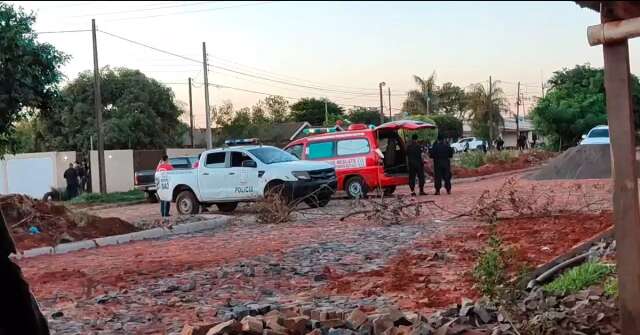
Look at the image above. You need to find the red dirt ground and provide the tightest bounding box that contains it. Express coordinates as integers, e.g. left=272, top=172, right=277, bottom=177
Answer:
left=1, top=195, right=137, bottom=250
left=326, top=212, right=613, bottom=314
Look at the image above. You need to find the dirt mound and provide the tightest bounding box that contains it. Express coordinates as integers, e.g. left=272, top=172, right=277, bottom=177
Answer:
left=0, top=194, right=138, bottom=250
left=526, top=144, right=611, bottom=180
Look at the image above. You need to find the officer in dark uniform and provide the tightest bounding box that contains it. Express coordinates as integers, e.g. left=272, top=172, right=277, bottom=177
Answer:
left=406, top=134, right=426, bottom=196
left=0, top=210, right=50, bottom=335
left=429, top=134, right=454, bottom=195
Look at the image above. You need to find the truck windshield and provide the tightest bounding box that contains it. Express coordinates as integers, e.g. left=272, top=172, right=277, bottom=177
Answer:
left=249, top=147, right=298, bottom=164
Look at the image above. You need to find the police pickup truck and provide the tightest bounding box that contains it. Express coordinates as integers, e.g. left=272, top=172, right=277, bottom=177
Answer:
left=156, top=139, right=337, bottom=214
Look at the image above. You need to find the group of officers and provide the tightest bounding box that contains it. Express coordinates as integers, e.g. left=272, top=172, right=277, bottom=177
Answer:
left=406, top=134, right=454, bottom=197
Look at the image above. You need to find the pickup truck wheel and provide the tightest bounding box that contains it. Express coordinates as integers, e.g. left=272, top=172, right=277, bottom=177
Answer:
left=345, top=176, right=368, bottom=199
left=176, top=191, right=200, bottom=215
left=146, top=191, right=159, bottom=203
left=304, top=195, right=330, bottom=208
left=383, top=186, right=396, bottom=196
left=216, top=202, right=238, bottom=213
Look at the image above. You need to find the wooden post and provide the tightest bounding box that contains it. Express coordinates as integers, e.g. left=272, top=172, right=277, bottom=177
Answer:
left=603, top=39, right=640, bottom=334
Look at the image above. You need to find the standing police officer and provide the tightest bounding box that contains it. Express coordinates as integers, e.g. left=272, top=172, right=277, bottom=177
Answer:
left=406, top=134, right=426, bottom=196
left=429, top=135, right=454, bottom=195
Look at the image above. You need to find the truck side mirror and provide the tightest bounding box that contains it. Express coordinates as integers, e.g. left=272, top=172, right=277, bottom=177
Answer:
left=581, top=134, right=587, bottom=140
left=242, top=160, right=257, bottom=168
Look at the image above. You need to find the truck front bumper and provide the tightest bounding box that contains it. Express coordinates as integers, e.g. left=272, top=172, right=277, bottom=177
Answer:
left=287, top=178, right=337, bottom=200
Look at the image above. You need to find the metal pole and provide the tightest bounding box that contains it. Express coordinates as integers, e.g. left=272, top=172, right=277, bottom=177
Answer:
left=324, top=99, right=328, bottom=125
left=603, top=38, right=640, bottom=335
left=388, top=87, right=392, bottom=120
left=516, top=81, right=520, bottom=136
left=188, top=77, right=194, bottom=148
left=202, top=42, right=212, bottom=149
left=488, top=76, right=493, bottom=146
left=92, top=19, right=106, bottom=194
left=379, top=82, right=385, bottom=124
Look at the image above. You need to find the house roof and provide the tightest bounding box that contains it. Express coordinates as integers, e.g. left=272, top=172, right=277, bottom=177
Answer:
left=576, top=1, right=640, bottom=21
left=255, top=122, right=311, bottom=143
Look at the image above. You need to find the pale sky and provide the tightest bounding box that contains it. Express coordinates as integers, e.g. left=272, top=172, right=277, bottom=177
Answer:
left=9, top=1, right=638, bottom=127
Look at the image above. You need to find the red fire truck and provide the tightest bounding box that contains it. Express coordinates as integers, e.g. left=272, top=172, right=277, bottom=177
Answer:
left=284, top=120, right=436, bottom=198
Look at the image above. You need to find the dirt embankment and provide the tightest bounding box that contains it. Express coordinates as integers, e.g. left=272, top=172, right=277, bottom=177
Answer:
left=526, top=144, right=617, bottom=180
left=326, top=212, right=613, bottom=313
left=1, top=194, right=138, bottom=250
left=451, top=150, right=555, bottom=179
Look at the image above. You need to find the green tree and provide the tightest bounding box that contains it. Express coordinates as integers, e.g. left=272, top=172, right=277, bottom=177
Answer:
left=401, top=72, right=438, bottom=115
left=290, top=98, right=344, bottom=125
left=431, top=114, right=463, bottom=140
left=0, top=3, right=67, bottom=154
left=530, top=64, right=640, bottom=148
left=403, top=114, right=438, bottom=143
left=437, top=82, right=466, bottom=118
left=466, top=82, right=506, bottom=142
left=41, top=67, right=187, bottom=150
left=264, top=95, right=290, bottom=123
left=347, top=107, right=385, bottom=125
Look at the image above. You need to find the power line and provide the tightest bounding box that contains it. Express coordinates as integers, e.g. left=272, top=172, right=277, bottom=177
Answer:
left=68, top=1, right=218, bottom=18
left=105, top=1, right=278, bottom=22
left=97, top=29, right=391, bottom=96
left=36, top=29, right=92, bottom=34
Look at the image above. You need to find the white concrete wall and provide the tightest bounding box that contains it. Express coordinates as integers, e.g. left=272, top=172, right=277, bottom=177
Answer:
left=90, top=150, right=134, bottom=193
left=166, top=148, right=205, bottom=158
left=0, top=151, right=75, bottom=198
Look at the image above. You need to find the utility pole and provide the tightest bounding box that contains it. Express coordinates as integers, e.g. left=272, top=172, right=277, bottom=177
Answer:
left=92, top=19, right=106, bottom=194
left=388, top=87, right=392, bottom=120
left=188, top=77, right=194, bottom=148
left=488, top=76, right=493, bottom=146
left=516, top=81, right=521, bottom=136
left=379, top=82, right=385, bottom=124
left=202, top=42, right=212, bottom=149
left=324, top=99, right=328, bottom=125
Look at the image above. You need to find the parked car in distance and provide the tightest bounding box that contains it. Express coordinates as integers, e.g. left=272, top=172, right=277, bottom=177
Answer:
left=156, top=140, right=337, bottom=214
left=579, top=125, right=610, bottom=145
left=283, top=120, right=437, bottom=199
left=134, top=155, right=199, bottom=202
left=451, top=137, right=487, bottom=153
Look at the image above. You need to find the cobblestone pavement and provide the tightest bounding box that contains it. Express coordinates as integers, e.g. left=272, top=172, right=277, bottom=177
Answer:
left=17, top=174, right=613, bottom=334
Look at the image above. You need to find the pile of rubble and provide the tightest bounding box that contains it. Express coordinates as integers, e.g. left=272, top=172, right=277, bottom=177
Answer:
left=0, top=194, right=137, bottom=249
left=514, top=286, right=620, bottom=334
left=180, top=298, right=522, bottom=335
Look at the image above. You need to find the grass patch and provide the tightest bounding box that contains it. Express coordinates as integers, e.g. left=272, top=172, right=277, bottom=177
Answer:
left=458, top=151, right=486, bottom=169
left=473, top=227, right=507, bottom=298
left=68, top=190, right=146, bottom=205
left=604, top=276, right=618, bottom=298
left=544, top=261, right=614, bottom=296
left=485, top=150, right=518, bottom=164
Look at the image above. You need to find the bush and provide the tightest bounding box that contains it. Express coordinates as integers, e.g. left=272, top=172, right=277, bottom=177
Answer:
left=68, top=190, right=146, bottom=205
left=458, top=151, right=485, bottom=169
left=485, top=150, right=518, bottom=165
left=402, top=114, right=438, bottom=144
left=474, top=227, right=507, bottom=298
left=544, top=261, right=614, bottom=296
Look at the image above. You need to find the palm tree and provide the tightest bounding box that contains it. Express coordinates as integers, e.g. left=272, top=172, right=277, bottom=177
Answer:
left=401, top=72, right=438, bottom=115
left=466, top=83, right=506, bottom=143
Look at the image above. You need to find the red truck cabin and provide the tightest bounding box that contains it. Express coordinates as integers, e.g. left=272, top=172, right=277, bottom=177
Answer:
left=284, top=121, right=436, bottom=198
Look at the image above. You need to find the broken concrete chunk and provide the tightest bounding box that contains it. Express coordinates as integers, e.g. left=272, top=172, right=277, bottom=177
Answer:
left=283, top=316, right=310, bottom=335
left=347, top=309, right=368, bottom=329
left=181, top=323, right=216, bottom=335
left=373, top=315, right=394, bottom=335
left=241, top=316, right=264, bottom=335
left=205, top=320, right=240, bottom=335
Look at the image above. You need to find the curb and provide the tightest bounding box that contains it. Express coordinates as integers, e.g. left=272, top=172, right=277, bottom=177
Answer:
left=69, top=200, right=148, bottom=212
left=452, top=166, right=542, bottom=184
left=14, top=216, right=230, bottom=259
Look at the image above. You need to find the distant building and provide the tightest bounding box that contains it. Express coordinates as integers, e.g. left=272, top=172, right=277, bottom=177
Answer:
left=462, top=116, right=541, bottom=148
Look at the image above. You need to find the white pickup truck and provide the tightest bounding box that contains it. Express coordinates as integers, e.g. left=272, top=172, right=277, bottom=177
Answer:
left=156, top=143, right=337, bottom=214
left=451, top=137, right=487, bottom=153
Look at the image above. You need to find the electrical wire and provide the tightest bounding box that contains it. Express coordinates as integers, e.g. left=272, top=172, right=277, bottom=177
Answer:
left=68, top=1, right=218, bottom=18
left=105, top=1, right=278, bottom=22
left=35, top=29, right=92, bottom=34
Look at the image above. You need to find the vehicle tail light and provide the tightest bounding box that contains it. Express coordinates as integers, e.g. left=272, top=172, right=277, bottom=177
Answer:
left=134, top=175, right=139, bottom=185
left=192, top=161, right=199, bottom=169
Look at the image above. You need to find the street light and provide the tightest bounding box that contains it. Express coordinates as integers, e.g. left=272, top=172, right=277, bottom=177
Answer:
left=379, top=82, right=386, bottom=124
